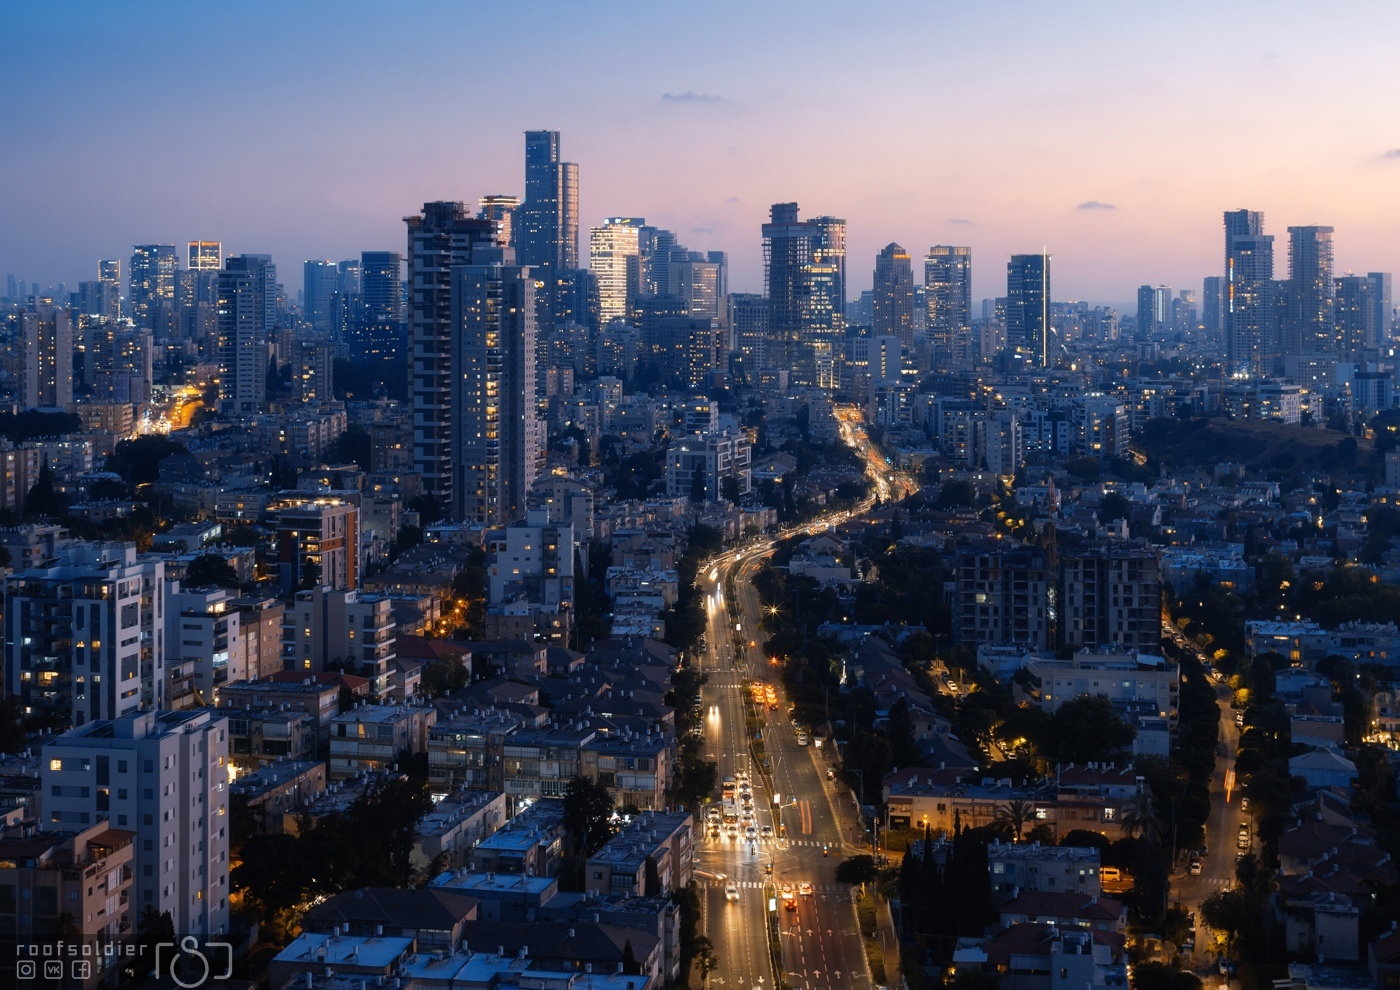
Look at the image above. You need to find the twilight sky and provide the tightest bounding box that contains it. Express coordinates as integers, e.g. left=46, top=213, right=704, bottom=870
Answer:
left=4, top=0, right=1400, bottom=308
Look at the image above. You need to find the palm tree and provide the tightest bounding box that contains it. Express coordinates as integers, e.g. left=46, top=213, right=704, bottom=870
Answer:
left=994, top=799, right=1033, bottom=842
left=1121, top=789, right=1164, bottom=845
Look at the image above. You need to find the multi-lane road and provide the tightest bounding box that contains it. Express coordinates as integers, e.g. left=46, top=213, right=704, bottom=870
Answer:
left=693, top=546, right=874, bottom=990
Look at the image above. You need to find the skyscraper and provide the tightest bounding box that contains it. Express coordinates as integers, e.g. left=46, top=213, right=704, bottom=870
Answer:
left=359, top=250, right=402, bottom=364
left=1368, top=272, right=1393, bottom=341
left=405, top=202, right=500, bottom=510
left=516, top=130, right=579, bottom=331
left=590, top=218, right=642, bottom=324
left=760, top=204, right=845, bottom=386
left=1136, top=285, right=1155, bottom=339
left=924, top=245, right=972, bottom=355
left=763, top=203, right=813, bottom=377
left=188, top=240, right=222, bottom=271
left=1202, top=276, right=1225, bottom=341
left=451, top=255, right=539, bottom=525
left=304, top=259, right=339, bottom=332
left=129, top=244, right=178, bottom=328
left=478, top=194, right=521, bottom=246
left=217, top=254, right=277, bottom=412
left=1224, top=210, right=1275, bottom=378
left=1334, top=275, right=1376, bottom=354
left=19, top=306, right=73, bottom=409
left=810, top=216, right=846, bottom=314
left=1006, top=253, right=1051, bottom=367
left=1286, top=225, right=1334, bottom=356
left=669, top=258, right=722, bottom=318
left=872, top=243, right=915, bottom=346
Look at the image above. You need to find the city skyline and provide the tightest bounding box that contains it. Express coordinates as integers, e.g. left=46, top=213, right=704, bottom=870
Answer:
left=5, top=2, right=1400, bottom=304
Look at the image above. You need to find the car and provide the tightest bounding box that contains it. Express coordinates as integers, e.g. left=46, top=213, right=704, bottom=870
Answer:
left=1240, top=798, right=1250, bottom=812
left=760, top=825, right=774, bottom=838
left=726, top=823, right=739, bottom=838
left=1197, top=845, right=1208, bottom=858
left=785, top=896, right=798, bottom=911
left=798, top=881, right=813, bottom=896
left=1238, top=823, right=1250, bottom=838
left=725, top=882, right=739, bottom=901
left=780, top=883, right=795, bottom=900
left=745, top=825, right=758, bottom=840
left=707, top=807, right=721, bottom=821
left=742, top=802, right=755, bottom=816
left=708, top=824, right=720, bottom=838
left=1189, top=860, right=1202, bottom=876
left=1237, top=834, right=1250, bottom=849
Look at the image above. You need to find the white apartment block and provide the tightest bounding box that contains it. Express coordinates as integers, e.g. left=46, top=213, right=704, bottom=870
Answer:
left=664, top=430, right=752, bottom=502
left=166, top=584, right=244, bottom=703
left=282, top=587, right=395, bottom=695
left=41, top=709, right=231, bottom=936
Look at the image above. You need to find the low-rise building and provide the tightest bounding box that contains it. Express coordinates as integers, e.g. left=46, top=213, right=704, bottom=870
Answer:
left=328, top=703, right=436, bottom=780
left=0, top=823, right=135, bottom=941
left=220, top=676, right=341, bottom=746
left=412, top=789, right=507, bottom=871
left=468, top=798, right=567, bottom=878
left=987, top=839, right=1103, bottom=899
left=224, top=705, right=317, bottom=768
left=585, top=811, right=693, bottom=898
left=228, top=760, right=327, bottom=832
left=1025, top=649, right=1178, bottom=719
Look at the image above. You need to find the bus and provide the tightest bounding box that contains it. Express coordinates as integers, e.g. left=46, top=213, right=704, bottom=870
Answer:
left=721, top=776, right=736, bottom=801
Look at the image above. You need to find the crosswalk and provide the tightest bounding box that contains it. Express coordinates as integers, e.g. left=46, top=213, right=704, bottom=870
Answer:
left=706, top=880, right=847, bottom=893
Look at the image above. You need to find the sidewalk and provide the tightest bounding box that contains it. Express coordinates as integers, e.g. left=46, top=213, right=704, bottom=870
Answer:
left=875, top=895, right=901, bottom=989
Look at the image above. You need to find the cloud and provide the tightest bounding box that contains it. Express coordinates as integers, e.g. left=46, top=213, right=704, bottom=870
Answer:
left=725, top=196, right=740, bottom=204
left=662, top=91, right=722, bottom=103
left=1381, top=149, right=1400, bottom=160
left=1077, top=200, right=1117, bottom=211
left=946, top=217, right=973, bottom=225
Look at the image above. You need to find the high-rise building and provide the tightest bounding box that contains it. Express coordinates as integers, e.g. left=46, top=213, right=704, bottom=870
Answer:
left=129, top=244, right=178, bottom=329
left=516, top=130, right=579, bottom=331
left=41, top=709, right=230, bottom=936
left=19, top=306, right=73, bottom=409
left=1334, top=275, right=1376, bottom=354
left=924, top=245, right=972, bottom=354
left=5, top=543, right=167, bottom=729
left=1367, top=272, right=1393, bottom=341
left=450, top=256, right=539, bottom=525
left=727, top=292, right=768, bottom=378
left=217, top=255, right=277, bottom=412
left=669, top=258, right=721, bottom=318
left=97, top=258, right=120, bottom=293
left=274, top=496, right=360, bottom=592
left=763, top=203, right=813, bottom=376
left=165, top=585, right=245, bottom=702
left=294, top=339, right=335, bottom=403
left=303, top=259, right=339, bottom=332
left=405, top=201, right=500, bottom=509
left=590, top=218, right=642, bottom=324
left=478, top=194, right=521, bottom=247
left=872, top=243, right=916, bottom=346
left=188, top=240, right=222, bottom=271
left=1224, top=210, right=1275, bottom=378
left=708, top=250, right=729, bottom=301
left=1202, top=276, right=1225, bottom=340
left=1286, top=225, right=1335, bottom=356
left=810, top=216, right=847, bottom=314
left=359, top=250, right=402, bottom=364
left=1006, top=253, right=1051, bottom=367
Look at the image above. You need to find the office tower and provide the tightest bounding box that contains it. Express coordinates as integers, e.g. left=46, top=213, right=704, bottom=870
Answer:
left=810, top=216, right=847, bottom=312
left=516, top=129, right=579, bottom=330
left=478, top=194, right=522, bottom=246
left=925, top=245, right=972, bottom=354
left=590, top=218, right=642, bottom=324
left=274, top=497, right=360, bottom=591
left=1224, top=210, right=1275, bottom=378
left=1368, top=272, right=1393, bottom=340
left=41, top=709, right=230, bottom=937
left=405, top=202, right=500, bottom=509
left=5, top=543, right=167, bottom=729
left=6, top=273, right=20, bottom=300
left=359, top=250, right=402, bottom=364
left=92, top=326, right=153, bottom=403
left=1202, top=276, right=1225, bottom=339
left=294, top=339, right=335, bottom=402
left=303, top=259, right=339, bottom=332
left=639, top=225, right=676, bottom=297
left=1335, top=275, right=1376, bottom=353
left=1286, top=225, right=1335, bottom=356
left=708, top=250, right=729, bottom=300
left=1135, top=285, right=1154, bottom=338
left=1153, top=286, right=1172, bottom=332
left=727, top=292, right=768, bottom=377
left=336, top=258, right=361, bottom=295
left=76, top=279, right=117, bottom=319
left=763, top=203, right=813, bottom=375
left=129, top=244, right=178, bottom=328
left=216, top=257, right=273, bottom=412
left=450, top=257, right=539, bottom=525
left=1173, top=289, right=1197, bottom=333
left=20, top=306, right=73, bottom=409
left=188, top=240, right=222, bottom=271
left=1006, top=253, right=1051, bottom=367
left=872, top=243, right=916, bottom=345
left=669, top=258, right=721, bottom=318
left=97, top=258, right=120, bottom=295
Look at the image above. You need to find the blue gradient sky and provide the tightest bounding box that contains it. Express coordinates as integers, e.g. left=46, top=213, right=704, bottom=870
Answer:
left=4, top=0, right=1400, bottom=306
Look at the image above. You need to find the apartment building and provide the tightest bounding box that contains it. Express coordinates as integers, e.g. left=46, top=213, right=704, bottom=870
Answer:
left=1058, top=543, right=1162, bottom=653
left=955, top=543, right=1051, bottom=650
left=328, top=703, right=436, bottom=780
left=0, top=823, right=135, bottom=942
left=1025, top=649, right=1178, bottom=719
left=282, top=587, right=395, bottom=696
left=585, top=811, right=693, bottom=898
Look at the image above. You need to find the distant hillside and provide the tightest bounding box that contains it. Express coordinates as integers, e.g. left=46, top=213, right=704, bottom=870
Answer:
left=1137, top=416, right=1371, bottom=473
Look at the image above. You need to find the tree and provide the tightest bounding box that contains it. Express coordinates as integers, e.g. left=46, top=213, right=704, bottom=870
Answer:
left=323, top=424, right=373, bottom=472
left=1121, top=790, right=1164, bottom=846
left=887, top=697, right=921, bottom=769
left=185, top=553, right=241, bottom=589
left=1064, top=457, right=1101, bottom=481
left=106, top=435, right=189, bottom=486
left=1131, top=962, right=1203, bottom=990
left=835, top=854, right=879, bottom=885
left=1200, top=887, right=1256, bottom=960
left=934, top=479, right=977, bottom=510
left=563, top=775, right=615, bottom=857
left=1100, top=491, right=1132, bottom=525
left=1048, top=695, right=1136, bottom=764
left=994, top=799, right=1033, bottom=843
left=24, top=460, right=67, bottom=518
left=694, top=935, right=719, bottom=985
left=0, top=697, right=27, bottom=753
